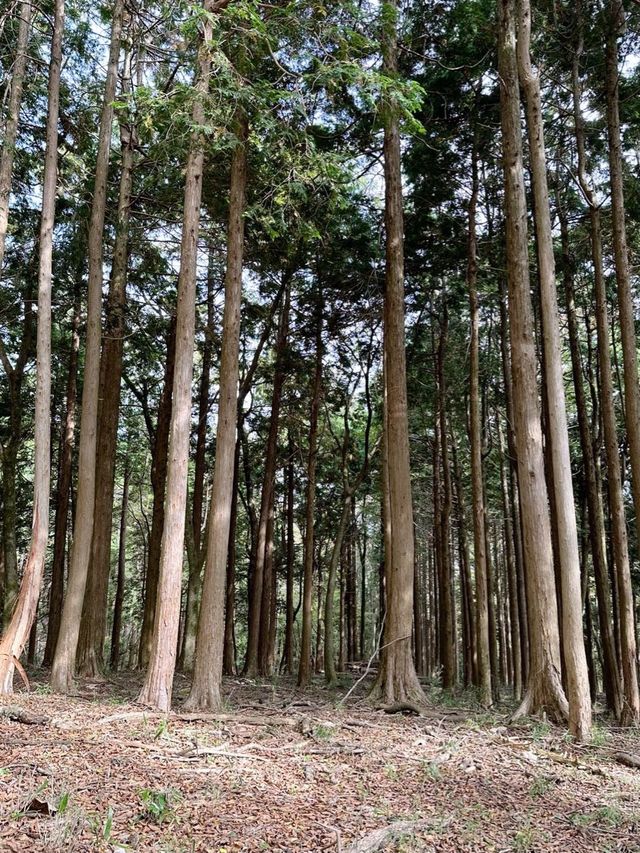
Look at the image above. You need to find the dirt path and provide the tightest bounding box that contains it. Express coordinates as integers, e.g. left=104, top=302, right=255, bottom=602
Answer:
left=1, top=676, right=639, bottom=852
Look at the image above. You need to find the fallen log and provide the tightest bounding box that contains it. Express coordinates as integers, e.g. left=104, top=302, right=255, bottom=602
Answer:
left=0, top=706, right=48, bottom=725
left=614, top=752, right=640, bottom=770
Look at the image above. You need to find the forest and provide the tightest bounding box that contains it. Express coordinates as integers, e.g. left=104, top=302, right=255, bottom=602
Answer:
left=2, top=0, right=640, bottom=849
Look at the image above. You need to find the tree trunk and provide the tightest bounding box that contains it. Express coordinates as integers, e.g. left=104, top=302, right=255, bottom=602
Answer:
left=558, top=180, right=621, bottom=716
left=43, top=275, right=80, bottom=667
left=0, top=0, right=62, bottom=692
left=436, top=312, right=455, bottom=688
left=567, top=9, right=637, bottom=724
left=370, top=0, right=425, bottom=707
left=498, top=0, right=567, bottom=722
left=0, top=0, right=32, bottom=276
left=516, top=0, right=591, bottom=738
left=51, top=0, right=124, bottom=693
left=223, top=438, right=240, bottom=675
left=138, top=315, right=176, bottom=667
left=591, top=205, right=640, bottom=725
left=298, top=291, right=323, bottom=688
left=184, top=113, right=248, bottom=711
left=283, top=430, right=296, bottom=674
left=76, top=44, right=135, bottom=677
left=468, top=140, right=492, bottom=706
left=606, top=0, right=640, bottom=587
left=137, top=3, right=213, bottom=711
left=110, top=468, right=129, bottom=671
left=497, top=417, right=522, bottom=699
left=246, top=278, right=291, bottom=676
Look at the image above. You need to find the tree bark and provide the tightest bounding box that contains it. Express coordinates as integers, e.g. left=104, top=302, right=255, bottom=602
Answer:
left=77, top=43, right=135, bottom=677
left=0, top=0, right=62, bottom=692
left=498, top=0, right=568, bottom=722
left=516, top=0, right=591, bottom=739
left=43, top=276, right=80, bottom=667
left=184, top=113, right=248, bottom=711
left=51, top=0, right=124, bottom=693
left=370, top=0, right=425, bottom=707
left=137, top=2, right=213, bottom=711
left=0, top=0, right=32, bottom=276
left=110, top=467, right=129, bottom=671
left=246, top=278, right=291, bottom=676
left=283, top=430, right=296, bottom=674
left=567, top=8, right=637, bottom=724
left=298, top=291, right=323, bottom=687
left=606, top=0, right=640, bottom=580
left=467, top=140, right=491, bottom=706
left=436, top=311, right=456, bottom=688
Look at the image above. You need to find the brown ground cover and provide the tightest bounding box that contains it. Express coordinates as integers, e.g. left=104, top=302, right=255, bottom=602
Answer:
left=1, top=674, right=639, bottom=852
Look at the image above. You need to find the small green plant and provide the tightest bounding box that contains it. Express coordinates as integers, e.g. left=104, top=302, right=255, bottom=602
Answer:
left=529, top=775, right=552, bottom=798
left=154, top=718, right=170, bottom=739
left=513, top=825, right=535, bottom=852
left=103, top=805, right=114, bottom=841
left=139, top=788, right=175, bottom=823
left=590, top=723, right=610, bottom=747
left=422, top=761, right=441, bottom=782
left=384, top=763, right=398, bottom=781
left=531, top=720, right=551, bottom=741
left=56, top=792, right=70, bottom=815
left=313, top=723, right=334, bottom=740
left=570, top=805, right=624, bottom=828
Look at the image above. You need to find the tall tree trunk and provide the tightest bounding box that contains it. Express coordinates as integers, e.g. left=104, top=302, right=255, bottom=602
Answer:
left=497, top=417, right=522, bottom=699
left=0, top=0, right=62, bottom=692
left=516, top=0, right=591, bottom=738
left=283, top=430, right=296, bottom=675
left=179, top=253, right=215, bottom=671
left=110, top=467, right=129, bottom=671
left=558, top=174, right=621, bottom=716
left=51, top=0, right=124, bottom=693
left=436, top=311, right=455, bottom=688
left=498, top=0, right=567, bottom=722
left=43, top=275, right=80, bottom=667
left=468, top=139, right=492, bottom=706
left=77, top=44, right=135, bottom=677
left=592, top=204, right=639, bottom=725
left=370, top=0, right=425, bottom=706
left=223, top=439, right=240, bottom=675
left=298, top=292, right=323, bottom=688
left=137, top=2, right=213, bottom=711
left=246, top=278, right=291, bottom=676
left=606, top=0, right=640, bottom=570
left=0, top=0, right=32, bottom=276
left=568, top=8, right=638, bottom=724
left=184, top=113, right=248, bottom=711
left=138, top=315, right=176, bottom=666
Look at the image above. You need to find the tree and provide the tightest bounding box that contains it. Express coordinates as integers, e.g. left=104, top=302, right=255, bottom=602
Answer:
left=137, top=0, right=215, bottom=712
left=51, top=0, right=125, bottom=693
left=0, top=0, right=63, bottom=692
left=185, top=113, right=248, bottom=711
left=498, top=0, right=568, bottom=723
left=515, top=0, right=591, bottom=739
left=369, top=0, right=425, bottom=707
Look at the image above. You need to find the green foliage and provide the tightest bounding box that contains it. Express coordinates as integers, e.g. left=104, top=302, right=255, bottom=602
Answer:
left=138, top=788, right=177, bottom=823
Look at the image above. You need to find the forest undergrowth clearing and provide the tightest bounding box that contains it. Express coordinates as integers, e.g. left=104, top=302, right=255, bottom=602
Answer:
left=1, top=674, right=639, bottom=852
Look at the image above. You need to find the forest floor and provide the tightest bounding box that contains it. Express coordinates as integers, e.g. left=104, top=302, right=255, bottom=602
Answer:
left=1, top=672, right=639, bottom=853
